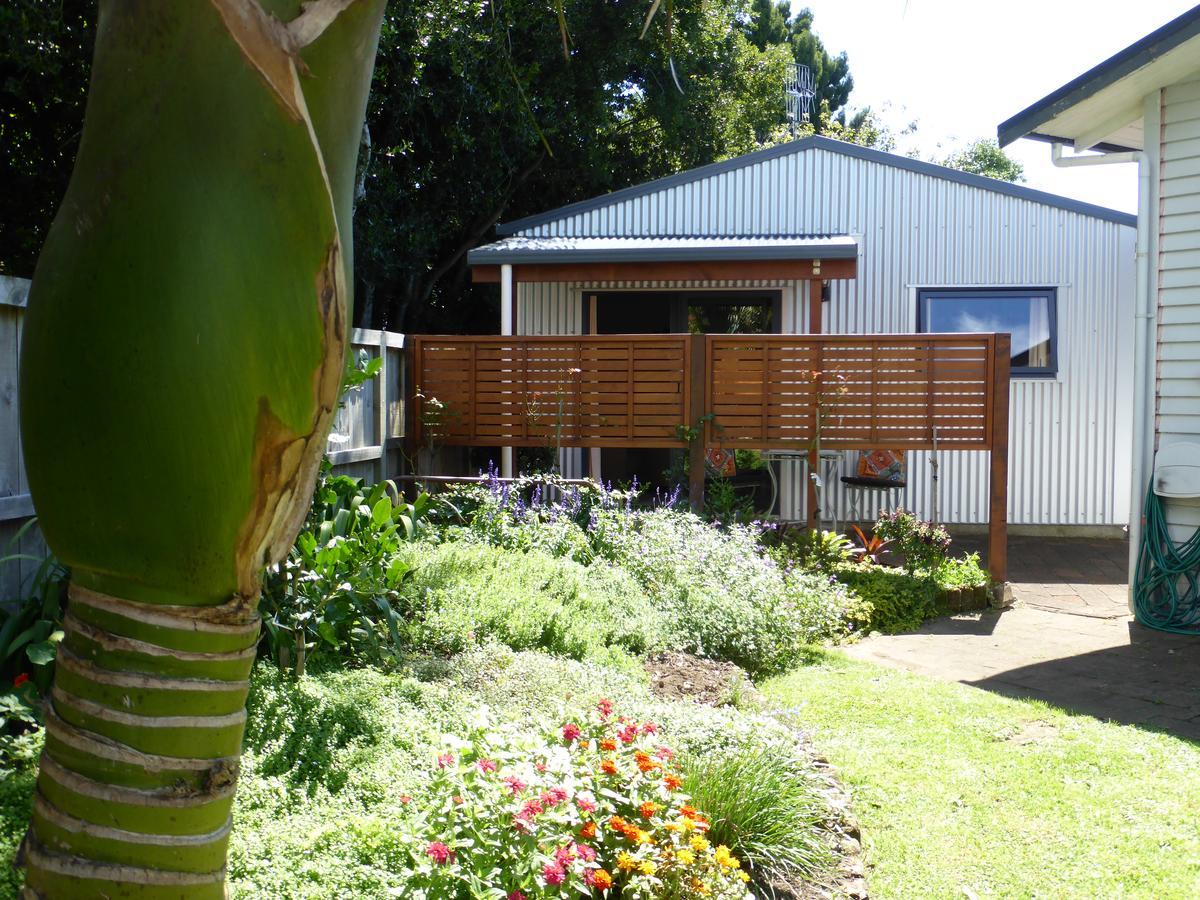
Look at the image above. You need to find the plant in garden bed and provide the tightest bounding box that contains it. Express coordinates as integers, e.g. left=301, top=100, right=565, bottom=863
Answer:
left=873, top=509, right=952, bottom=574
left=402, top=699, right=753, bottom=898
left=259, top=463, right=432, bottom=675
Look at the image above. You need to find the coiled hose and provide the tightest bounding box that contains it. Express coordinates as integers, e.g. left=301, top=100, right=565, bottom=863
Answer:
left=1134, top=485, right=1200, bottom=634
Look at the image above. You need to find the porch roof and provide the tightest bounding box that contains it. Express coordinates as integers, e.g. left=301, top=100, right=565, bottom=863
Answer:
left=467, top=234, right=858, bottom=265
left=468, top=234, right=859, bottom=283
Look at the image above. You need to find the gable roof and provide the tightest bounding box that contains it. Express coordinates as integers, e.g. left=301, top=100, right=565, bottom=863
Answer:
left=495, top=135, right=1137, bottom=235
left=997, top=5, right=1200, bottom=152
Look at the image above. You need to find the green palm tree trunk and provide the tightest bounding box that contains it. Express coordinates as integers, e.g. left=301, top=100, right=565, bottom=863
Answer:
left=17, top=1, right=385, bottom=895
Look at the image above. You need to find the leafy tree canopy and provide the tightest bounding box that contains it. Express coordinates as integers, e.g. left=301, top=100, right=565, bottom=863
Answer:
left=940, top=138, right=1025, bottom=183
left=1, top=0, right=858, bottom=333
left=745, top=1, right=852, bottom=124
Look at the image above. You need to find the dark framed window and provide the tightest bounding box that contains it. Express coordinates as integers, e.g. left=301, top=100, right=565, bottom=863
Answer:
left=917, top=288, right=1058, bottom=377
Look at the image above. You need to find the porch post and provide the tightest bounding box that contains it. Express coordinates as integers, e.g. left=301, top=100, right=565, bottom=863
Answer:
left=988, top=334, right=1011, bottom=584
left=501, top=263, right=514, bottom=478
left=806, top=277, right=823, bottom=529
left=688, top=333, right=707, bottom=514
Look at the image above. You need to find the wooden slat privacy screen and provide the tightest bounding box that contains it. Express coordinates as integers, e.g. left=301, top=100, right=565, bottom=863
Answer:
left=705, top=334, right=997, bottom=449
left=412, top=333, right=1004, bottom=452
left=412, top=335, right=692, bottom=447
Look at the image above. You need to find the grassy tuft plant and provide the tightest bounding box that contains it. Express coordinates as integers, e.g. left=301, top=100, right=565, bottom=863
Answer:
left=681, top=745, right=832, bottom=892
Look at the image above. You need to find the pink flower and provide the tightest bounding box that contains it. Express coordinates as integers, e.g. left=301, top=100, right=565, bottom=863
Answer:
left=542, top=787, right=568, bottom=805
left=562, top=723, right=582, bottom=742
left=476, top=758, right=498, bottom=774
left=617, top=724, right=639, bottom=745
left=554, top=844, right=576, bottom=865
left=436, top=752, right=455, bottom=769
left=641, top=722, right=658, bottom=735
left=576, top=842, right=597, bottom=862
left=426, top=841, right=454, bottom=865
left=503, top=775, right=527, bottom=795
left=535, top=761, right=548, bottom=774
left=654, top=745, right=674, bottom=761
left=597, top=698, right=613, bottom=718
left=399, top=795, right=412, bottom=805
left=576, top=793, right=597, bottom=814
left=508, top=893, right=527, bottom=900
left=517, top=798, right=544, bottom=821
left=542, top=862, right=566, bottom=885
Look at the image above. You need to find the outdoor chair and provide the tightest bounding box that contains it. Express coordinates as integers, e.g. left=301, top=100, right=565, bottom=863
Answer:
left=840, top=449, right=906, bottom=524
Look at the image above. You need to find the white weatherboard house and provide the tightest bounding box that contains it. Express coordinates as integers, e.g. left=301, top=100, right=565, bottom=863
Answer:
left=999, top=4, right=1200, bottom=582
left=469, top=136, right=1136, bottom=530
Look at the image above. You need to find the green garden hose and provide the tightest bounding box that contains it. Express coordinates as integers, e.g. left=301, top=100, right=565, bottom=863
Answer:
left=1134, top=485, right=1200, bottom=634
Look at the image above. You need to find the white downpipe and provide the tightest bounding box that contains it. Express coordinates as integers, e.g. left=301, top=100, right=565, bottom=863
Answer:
left=501, top=264, right=514, bottom=479
left=1050, top=143, right=1152, bottom=602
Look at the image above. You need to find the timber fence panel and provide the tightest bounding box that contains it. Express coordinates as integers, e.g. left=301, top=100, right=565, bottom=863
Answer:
left=326, top=328, right=408, bottom=481
left=413, top=335, right=692, bottom=449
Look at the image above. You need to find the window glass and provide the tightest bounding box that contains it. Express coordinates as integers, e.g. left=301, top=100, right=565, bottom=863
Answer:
left=918, top=289, right=1056, bottom=376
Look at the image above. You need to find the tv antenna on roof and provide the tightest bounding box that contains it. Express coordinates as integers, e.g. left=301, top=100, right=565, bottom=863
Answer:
left=785, top=63, right=815, bottom=137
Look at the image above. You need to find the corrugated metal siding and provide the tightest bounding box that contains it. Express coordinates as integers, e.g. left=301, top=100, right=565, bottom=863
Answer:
left=516, top=146, right=1135, bottom=525
left=1155, top=80, right=1200, bottom=540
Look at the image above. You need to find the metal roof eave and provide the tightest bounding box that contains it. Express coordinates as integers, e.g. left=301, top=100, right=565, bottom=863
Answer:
left=496, top=135, right=1137, bottom=235
left=997, top=4, right=1200, bottom=149
left=466, top=239, right=859, bottom=267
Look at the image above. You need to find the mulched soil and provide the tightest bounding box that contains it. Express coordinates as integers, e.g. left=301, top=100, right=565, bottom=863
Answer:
left=644, top=652, right=869, bottom=899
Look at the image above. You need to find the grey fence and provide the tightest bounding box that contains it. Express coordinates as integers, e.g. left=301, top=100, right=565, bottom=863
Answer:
left=0, top=275, right=407, bottom=602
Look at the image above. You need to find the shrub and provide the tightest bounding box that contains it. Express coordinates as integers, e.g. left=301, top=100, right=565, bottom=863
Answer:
left=395, top=543, right=668, bottom=665
left=592, top=510, right=862, bottom=676
left=835, top=565, right=940, bottom=633
left=681, top=745, right=831, bottom=890
left=873, top=509, right=952, bottom=574
left=400, top=700, right=753, bottom=898
left=935, top=553, right=991, bottom=589
left=259, top=464, right=431, bottom=674
left=438, top=479, right=863, bottom=675
left=766, top=527, right=856, bottom=575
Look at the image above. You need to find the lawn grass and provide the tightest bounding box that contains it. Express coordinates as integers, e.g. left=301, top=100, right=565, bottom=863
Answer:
left=764, top=649, right=1200, bottom=899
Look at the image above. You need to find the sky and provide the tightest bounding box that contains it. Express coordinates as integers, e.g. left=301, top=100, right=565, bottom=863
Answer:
left=794, top=0, right=1199, bottom=214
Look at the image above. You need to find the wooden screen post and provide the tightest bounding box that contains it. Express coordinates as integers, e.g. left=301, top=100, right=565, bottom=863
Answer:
left=807, top=278, right=824, bottom=529
left=688, top=333, right=707, bottom=513
left=988, top=334, right=1011, bottom=584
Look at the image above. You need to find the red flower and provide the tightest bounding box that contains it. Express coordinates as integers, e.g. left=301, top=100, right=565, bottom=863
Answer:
left=562, top=722, right=582, bottom=742
left=436, top=752, right=456, bottom=769
left=503, top=775, right=527, bottom=795
left=426, top=841, right=454, bottom=864
left=597, top=698, right=614, bottom=718
left=542, top=862, right=566, bottom=885
left=13, top=673, right=29, bottom=688
left=476, top=758, right=498, bottom=774
left=617, top=724, right=639, bottom=745
left=508, top=892, right=527, bottom=900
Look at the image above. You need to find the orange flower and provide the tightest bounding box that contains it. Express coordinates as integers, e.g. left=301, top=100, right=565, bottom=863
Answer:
left=607, top=815, right=628, bottom=833
left=590, top=869, right=613, bottom=890
left=600, top=738, right=618, bottom=752
left=663, top=773, right=682, bottom=790
left=601, top=758, right=618, bottom=776
left=580, top=821, right=597, bottom=840
left=633, top=751, right=660, bottom=773
left=638, top=801, right=658, bottom=819
left=680, top=805, right=699, bottom=819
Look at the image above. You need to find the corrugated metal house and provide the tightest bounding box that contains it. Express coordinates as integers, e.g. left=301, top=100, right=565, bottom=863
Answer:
left=468, top=136, right=1136, bottom=530
left=998, top=4, right=1200, bottom=574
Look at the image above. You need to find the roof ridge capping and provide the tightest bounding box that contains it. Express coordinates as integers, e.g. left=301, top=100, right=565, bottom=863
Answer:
left=997, top=4, right=1200, bottom=151
left=497, top=135, right=1136, bottom=235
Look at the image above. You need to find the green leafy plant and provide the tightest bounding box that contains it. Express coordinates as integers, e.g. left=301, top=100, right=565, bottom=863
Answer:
left=873, top=509, right=952, bottom=574
left=260, top=466, right=431, bottom=675
left=934, top=553, right=990, bottom=590
left=705, top=477, right=757, bottom=526
left=835, top=565, right=940, bottom=634
left=769, top=527, right=856, bottom=574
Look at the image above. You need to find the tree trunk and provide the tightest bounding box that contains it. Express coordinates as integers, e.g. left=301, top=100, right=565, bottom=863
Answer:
left=16, top=1, right=385, bottom=896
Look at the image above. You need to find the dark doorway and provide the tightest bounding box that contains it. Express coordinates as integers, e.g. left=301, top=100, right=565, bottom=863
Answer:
left=585, top=290, right=780, bottom=490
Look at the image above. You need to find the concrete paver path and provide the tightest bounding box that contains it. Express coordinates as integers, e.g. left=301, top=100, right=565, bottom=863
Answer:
left=844, top=537, right=1200, bottom=742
